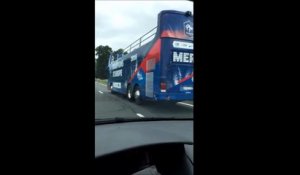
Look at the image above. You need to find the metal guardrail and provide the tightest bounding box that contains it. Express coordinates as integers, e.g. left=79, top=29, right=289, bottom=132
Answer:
left=123, top=26, right=157, bottom=55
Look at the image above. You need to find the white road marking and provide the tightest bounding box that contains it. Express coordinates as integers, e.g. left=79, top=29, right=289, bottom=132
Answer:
left=136, top=113, right=145, bottom=118
left=178, top=102, right=194, bottom=107
left=98, top=91, right=103, bottom=94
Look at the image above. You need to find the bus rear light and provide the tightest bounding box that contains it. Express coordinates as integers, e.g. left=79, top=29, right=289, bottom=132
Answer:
left=160, top=82, right=167, bottom=92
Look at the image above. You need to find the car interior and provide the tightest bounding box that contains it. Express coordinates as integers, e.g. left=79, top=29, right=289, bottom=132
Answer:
left=95, top=120, right=193, bottom=175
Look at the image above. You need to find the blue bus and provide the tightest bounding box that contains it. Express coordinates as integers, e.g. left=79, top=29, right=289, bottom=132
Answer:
left=107, top=10, right=193, bottom=104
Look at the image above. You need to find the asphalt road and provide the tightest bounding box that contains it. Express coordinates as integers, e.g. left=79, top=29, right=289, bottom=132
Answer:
left=95, top=81, right=193, bottom=120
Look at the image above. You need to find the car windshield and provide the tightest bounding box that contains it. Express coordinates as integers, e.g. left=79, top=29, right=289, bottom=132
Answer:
left=95, top=1, right=193, bottom=121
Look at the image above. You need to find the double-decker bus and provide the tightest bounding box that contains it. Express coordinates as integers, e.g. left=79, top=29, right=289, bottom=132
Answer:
left=107, top=10, right=193, bottom=104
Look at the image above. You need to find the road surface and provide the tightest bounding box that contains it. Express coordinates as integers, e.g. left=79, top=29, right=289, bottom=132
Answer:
left=95, top=81, right=193, bottom=120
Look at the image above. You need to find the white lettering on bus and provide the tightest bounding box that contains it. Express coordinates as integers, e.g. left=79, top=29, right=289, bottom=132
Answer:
left=112, top=82, right=121, bottom=89
left=112, top=69, right=122, bottom=77
left=173, top=52, right=193, bottom=63
left=173, top=52, right=183, bottom=62
left=172, top=41, right=193, bottom=49
left=183, top=53, right=189, bottom=62
left=190, top=53, right=194, bottom=63
left=110, top=60, right=124, bottom=70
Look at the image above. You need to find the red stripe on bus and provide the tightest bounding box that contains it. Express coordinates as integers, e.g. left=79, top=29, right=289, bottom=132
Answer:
left=178, top=72, right=193, bottom=84
left=161, top=30, right=188, bottom=39
left=128, top=39, right=161, bottom=83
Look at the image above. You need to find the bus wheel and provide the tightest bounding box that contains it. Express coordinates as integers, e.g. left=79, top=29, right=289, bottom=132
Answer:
left=127, top=86, right=133, bottom=101
left=134, top=86, right=142, bottom=105
left=110, top=84, right=115, bottom=94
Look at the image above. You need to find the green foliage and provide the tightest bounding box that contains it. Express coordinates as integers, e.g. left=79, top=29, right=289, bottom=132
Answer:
left=95, top=46, right=126, bottom=79
left=112, top=49, right=125, bottom=58
left=95, top=45, right=112, bottom=79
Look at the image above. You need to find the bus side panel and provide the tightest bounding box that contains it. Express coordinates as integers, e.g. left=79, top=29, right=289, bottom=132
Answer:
left=109, top=69, right=124, bottom=94
left=108, top=40, right=155, bottom=95
left=126, top=40, right=157, bottom=98
left=120, top=59, right=131, bottom=94
left=143, top=39, right=161, bottom=100
left=153, top=53, right=161, bottom=100
left=126, top=39, right=161, bottom=100
left=130, top=49, right=157, bottom=100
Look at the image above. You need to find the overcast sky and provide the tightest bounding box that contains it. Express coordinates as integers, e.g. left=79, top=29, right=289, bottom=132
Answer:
left=95, top=0, right=193, bottom=57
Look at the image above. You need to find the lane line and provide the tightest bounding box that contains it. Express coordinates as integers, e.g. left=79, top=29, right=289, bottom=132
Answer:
left=98, top=91, right=103, bottom=94
left=136, top=113, right=145, bottom=118
left=178, top=102, right=194, bottom=107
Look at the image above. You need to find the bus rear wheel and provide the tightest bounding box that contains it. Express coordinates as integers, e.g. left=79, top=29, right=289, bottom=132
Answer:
left=134, top=86, right=142, bottom=105
left=127, top=86, right=134, bottom=101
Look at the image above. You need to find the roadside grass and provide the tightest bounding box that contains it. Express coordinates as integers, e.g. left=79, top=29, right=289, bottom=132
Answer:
left=95, top=78, right=107, bottom=85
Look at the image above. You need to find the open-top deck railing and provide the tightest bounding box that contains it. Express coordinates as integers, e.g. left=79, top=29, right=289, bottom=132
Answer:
left=123, top=26, right=157, bottom=55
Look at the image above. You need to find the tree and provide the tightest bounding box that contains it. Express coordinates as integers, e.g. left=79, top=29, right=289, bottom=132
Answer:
left=95, top=45, right=112, bottom=79
left=112, top=49, right=127, bottom=58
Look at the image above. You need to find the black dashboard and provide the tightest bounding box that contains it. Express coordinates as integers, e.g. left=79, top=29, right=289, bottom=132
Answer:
left=95, top=120, right=193, bottom=175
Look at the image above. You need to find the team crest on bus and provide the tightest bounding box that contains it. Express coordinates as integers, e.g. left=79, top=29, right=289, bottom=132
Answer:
left=183, top=21, right=193, bottom=38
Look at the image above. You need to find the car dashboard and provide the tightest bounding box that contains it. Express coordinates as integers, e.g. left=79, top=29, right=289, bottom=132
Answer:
left=95, top=120, right=193, bottom=175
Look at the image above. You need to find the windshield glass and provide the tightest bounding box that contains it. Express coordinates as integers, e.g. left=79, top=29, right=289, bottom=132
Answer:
left=95, top=1, right=193, bottom=121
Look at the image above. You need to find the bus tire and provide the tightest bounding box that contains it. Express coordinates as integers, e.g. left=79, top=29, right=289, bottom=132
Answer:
left=110, top=84, right=115, bottom=94
left=127, top=85, right=134, bottom=101
left=134, top=86, right=142, bottom=105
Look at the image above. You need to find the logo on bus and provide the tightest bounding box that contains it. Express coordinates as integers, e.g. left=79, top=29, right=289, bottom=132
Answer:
left=183, top=21, right=193, bottom=38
